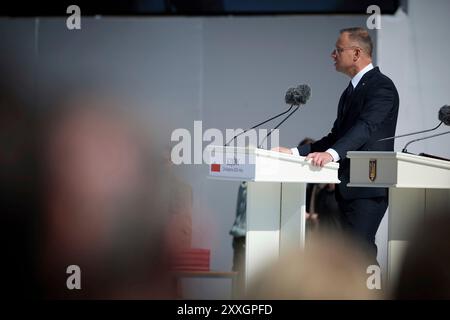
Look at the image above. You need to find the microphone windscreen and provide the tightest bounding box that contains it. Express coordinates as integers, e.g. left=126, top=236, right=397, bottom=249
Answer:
left=438, top=105, right=450, bottom=125
left=284, top=84, right=311, bottom=106
left=296, top=84, right=311, bottom=104
left=284, top=87, right=297, bottom=105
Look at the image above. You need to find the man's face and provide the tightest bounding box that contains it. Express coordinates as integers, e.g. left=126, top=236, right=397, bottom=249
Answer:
left=331, top=32, right=356, bottom=75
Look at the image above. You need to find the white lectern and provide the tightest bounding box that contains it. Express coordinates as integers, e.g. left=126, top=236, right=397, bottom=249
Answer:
left=207, top=146, right=340, bottom=289
left=347, top=151, right=450, bottom=290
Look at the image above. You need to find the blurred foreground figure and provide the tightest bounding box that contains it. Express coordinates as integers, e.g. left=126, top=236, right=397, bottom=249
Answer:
left=163, top=147, right=193, bottom=255
left=40, top=97, right=176, bottom=299
left=395, top=213, right=450, bottom=299
left=0, top=89, right=40, bottom=298
left=247, top=233, right=383, bottom=300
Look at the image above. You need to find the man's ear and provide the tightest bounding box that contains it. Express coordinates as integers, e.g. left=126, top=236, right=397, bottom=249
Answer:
left=353, top=48, right=361, bottom=61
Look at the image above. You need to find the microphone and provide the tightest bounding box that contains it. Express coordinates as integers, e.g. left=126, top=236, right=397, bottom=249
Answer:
left=438, top=105, right=450, bottom=125
left=225, top=84, right=311, bottom=147
left=378, top=105, right=450, bottom=142
left=285, top=84, right=311, bottom=106
left=258, top=84, right=311, bottom=148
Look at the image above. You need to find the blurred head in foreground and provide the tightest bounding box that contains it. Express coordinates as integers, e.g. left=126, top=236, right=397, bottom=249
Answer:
left=40, top=95, right=176, bottom=299
left=247, top=233, right=383, bottom=300
left=395, top=212, right=450, bottom=299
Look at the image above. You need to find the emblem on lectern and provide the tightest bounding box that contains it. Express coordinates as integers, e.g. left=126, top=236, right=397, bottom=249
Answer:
left=369, top=159, right=377, bottom=182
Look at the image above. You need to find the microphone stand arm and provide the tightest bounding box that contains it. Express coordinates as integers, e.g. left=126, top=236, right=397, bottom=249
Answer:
left=378, top=121, right=443, bottom=142
left=225, top=105, right=294, bottom=146
left=258, top=105, right=300, bottom=148
left=402, top=130, right=450, bottom=153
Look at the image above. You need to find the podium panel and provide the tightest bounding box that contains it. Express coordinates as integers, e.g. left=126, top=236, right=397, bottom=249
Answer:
left=207, top=146, right=340, bottom=292
left=347, top=151, right=450, bottom=291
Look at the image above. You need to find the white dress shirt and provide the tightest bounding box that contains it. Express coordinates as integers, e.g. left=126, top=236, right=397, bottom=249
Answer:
left=291, top=63, right=374, bottom=160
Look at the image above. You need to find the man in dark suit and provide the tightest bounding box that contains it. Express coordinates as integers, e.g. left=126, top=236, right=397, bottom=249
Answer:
left=274, top=27, right=399, bottom=262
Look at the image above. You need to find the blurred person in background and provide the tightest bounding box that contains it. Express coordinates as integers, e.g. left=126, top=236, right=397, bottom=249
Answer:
left=314, top=183, right=342, bottom=233
left=300, top=138, right=319, bottom=227
left=299, top=138, right=340, bottom=234
left=229, top=180, right=247, bottom=297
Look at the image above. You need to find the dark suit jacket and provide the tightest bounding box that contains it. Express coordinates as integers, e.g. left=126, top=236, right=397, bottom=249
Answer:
left=297, top=67, right=399, bottom=200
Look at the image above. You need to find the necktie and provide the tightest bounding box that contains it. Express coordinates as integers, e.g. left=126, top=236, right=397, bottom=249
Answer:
left=342, top=81, right=354, bottom=115
left=347, top=81, right=354, bottom=98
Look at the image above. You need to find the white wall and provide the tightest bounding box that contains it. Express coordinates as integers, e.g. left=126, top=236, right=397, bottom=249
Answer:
left=379, top=1, right=450, bottom=157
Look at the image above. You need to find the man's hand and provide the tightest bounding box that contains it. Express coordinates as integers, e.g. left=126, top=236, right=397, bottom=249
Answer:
left=271, top=147, right=293, bottom=154
left=305, top=152, right=333, bottom=167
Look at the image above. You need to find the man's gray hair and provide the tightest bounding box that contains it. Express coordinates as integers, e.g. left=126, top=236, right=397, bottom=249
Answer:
left=340, top=27, right=373, bottom=57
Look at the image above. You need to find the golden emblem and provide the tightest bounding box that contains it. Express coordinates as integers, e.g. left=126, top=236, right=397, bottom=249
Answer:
left=369, top=159, right=377, bottom=182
